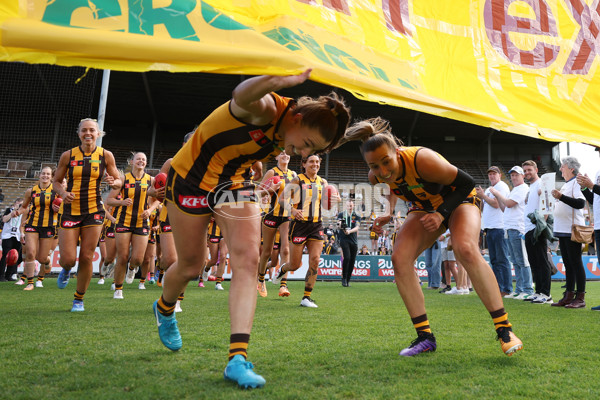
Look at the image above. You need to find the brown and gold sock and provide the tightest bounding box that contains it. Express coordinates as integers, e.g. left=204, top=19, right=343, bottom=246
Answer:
left=228, top=333, right=250, bottom=360
left=411, top=314, right=432, bottom=335
left=490, top=308, right=512, bottom=332
left=156, top=296, right=176, bottom=316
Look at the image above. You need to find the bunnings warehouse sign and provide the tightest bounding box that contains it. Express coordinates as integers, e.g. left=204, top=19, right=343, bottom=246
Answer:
left=315, top=255, right=600, bottom=282
left=317, top=255, right=422, bottom=281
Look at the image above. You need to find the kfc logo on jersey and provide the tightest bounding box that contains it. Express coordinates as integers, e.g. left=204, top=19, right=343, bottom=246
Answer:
left=264, top=219, right=276, bottom=227
left=70, top=160, right=84, bottom=167
left=249, top=129, right=270, bottom=146
left=179, top=195, right=209, bottom=208
left=293, top=236, right=306, bottom=243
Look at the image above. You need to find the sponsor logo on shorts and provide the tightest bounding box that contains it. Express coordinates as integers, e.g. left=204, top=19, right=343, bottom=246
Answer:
left=62, top=220, right=80, bottom=228
left=143, top=228, right=148, bottom=234
left=94, top=214, right=104, bottom=220
left=179, top=195, right=209, bottom=208
left=106, top=232, right=115, bottom=238
left=293, top=236, right=306, bottom=243
left=25, top=227, right=36, bottom=232
left=162, top=225, right=172, bottom=232
left=264, top=219, right=276, bottom=227
left=116, top=227, right=128, bottom=232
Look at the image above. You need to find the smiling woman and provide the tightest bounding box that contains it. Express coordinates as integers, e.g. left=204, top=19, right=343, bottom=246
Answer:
left=343, top=116, right=524, bottom=358
left=153, top=70, right=351, bottom=390
left=52, top=118, right=122, bottom=312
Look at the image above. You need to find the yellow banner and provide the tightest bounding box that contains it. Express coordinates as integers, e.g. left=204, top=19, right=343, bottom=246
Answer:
left=1, top=1, right=599, bottom=146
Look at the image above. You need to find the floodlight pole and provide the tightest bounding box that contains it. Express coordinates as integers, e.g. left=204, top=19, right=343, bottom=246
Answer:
left=96, top=69, right=111, bottom=148
left=142, top=73, right=158, bottom=169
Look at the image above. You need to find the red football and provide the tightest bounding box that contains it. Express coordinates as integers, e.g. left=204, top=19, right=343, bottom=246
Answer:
left=154, top=172, right=167, bottom=189
left=6, top=248, right=19, bottom=267
left=53, top=196, right=63, bottom=207
left=261, top=175, right=281, bottom=190
left=324, top=185, right=338, bottom=210
left=270, top=175, right=281, bottom=185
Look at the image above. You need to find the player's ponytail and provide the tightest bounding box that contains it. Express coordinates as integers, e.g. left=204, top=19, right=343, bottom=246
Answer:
left=341, top=117, right=403, bottom=154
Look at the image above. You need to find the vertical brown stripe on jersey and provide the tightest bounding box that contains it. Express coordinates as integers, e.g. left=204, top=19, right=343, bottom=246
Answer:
left=26, top=186, right=37, bottom=226
left=79, top=148, right=92, bottom=215
left=298, top=175, right=306, bottom=221
left=130, top=178, right=141, bottom=228
left=38, top=187, right=47, bottom=227
left=117, top=175, right=130, bottom=226
left=64, top=149, right=74, bottom=216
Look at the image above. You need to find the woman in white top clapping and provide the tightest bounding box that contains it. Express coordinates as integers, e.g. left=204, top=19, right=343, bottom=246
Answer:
left=550, top=157, right=586, bottom=308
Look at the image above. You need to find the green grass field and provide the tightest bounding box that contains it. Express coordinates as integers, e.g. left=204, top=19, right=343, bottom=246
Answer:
left=1, top=278, right=599, bottom=399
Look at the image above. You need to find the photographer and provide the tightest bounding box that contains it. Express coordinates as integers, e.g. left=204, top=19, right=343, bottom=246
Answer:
left=337, top=200, right=360, bottom=287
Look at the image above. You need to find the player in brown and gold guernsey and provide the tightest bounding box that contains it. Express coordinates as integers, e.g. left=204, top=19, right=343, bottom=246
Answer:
left=53, top=118, right=121, bottom=312
left=272, top=154, right=340, bottom=307
left=151, top=130, right=195, bottom=310
left=256, top=150, right=296, bottom=298
left=343, top=117, right=523, bottom=357
left=106, top=152, right=160, bottom=299
left=152, top=70, right=351, bottom=389
left=15, top=166, right=60, bottom=290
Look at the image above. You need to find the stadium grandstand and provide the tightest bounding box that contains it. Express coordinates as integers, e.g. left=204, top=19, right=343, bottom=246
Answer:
left=0, top=62, right=558, bottom=246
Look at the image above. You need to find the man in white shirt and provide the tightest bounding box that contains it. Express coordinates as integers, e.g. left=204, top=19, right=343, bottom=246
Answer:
left=491, top=166, right=534, bottom=299
left=475, top=166, right=512, bottom=295
left=522, top=160, right=554, bottom=304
